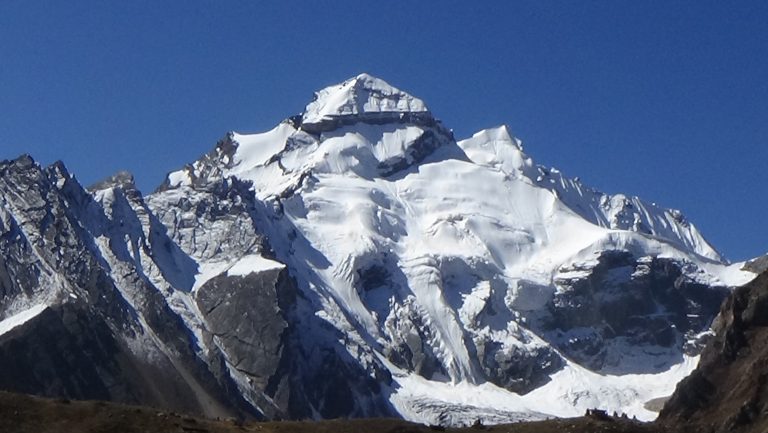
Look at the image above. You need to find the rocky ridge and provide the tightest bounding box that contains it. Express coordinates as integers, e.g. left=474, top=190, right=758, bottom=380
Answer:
left=660, top=270, right=768, bottom=433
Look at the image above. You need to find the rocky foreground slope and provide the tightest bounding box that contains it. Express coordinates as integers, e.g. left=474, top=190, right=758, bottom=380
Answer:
left=660, top=271, right=768, bottom=433
left=0, top=74, right=758, bottom=425
left=0, top=390, right=661, bottom=433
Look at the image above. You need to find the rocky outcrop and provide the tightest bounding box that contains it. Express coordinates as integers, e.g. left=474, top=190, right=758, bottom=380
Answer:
left=540, top=251, right=729, bottom=374
left=0, top=155, right=265, bottom=419
left=195, top=267, right=295, bottom=418
left=659, top=271, right=768, bottom=433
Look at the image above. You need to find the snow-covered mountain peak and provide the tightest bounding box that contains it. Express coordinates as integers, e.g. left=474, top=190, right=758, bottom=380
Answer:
left=459, top=125, right=724, bottom=262
left=161, top=77, right=454, bottom=193
left=467, top=125, right=521, bottom=149
left=301, top=74, right=431, bottom=130
left=458, top=125, right=536, bottom=181
left=1, top=74, right=762, bottom=427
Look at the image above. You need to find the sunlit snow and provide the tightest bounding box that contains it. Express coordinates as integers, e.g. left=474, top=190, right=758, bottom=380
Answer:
left=154, top=74, right=756, bottom=424
left=0, top=304, right=47, bottom=336
left=227, top=255, right=285, bottom=277
left=302, top=73, right=429, bottom=126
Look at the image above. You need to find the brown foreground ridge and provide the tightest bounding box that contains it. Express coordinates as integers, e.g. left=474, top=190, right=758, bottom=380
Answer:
left=0, top=390, right=664, bottom=433
left=659, top=270, right=768, bottom=433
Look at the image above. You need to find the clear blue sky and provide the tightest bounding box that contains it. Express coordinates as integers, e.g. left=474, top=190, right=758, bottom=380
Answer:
left=1, top=1, right=766, bottom=261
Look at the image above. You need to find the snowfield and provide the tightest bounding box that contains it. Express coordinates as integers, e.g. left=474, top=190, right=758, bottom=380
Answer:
left=389, top=355, right=700, bottom=425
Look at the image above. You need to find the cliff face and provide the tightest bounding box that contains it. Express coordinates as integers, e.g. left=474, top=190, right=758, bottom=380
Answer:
left=0, top=155, right=291, bottom=420
left=659, top=271, right=768, bottom=433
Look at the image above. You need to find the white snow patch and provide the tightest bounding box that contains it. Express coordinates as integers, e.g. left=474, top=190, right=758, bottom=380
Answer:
left=701, top=261, right=756, bottom=287
left=230, top=123, right=295, bottom=172
left=192, top=261, right=233, bottom=291
left=524, top=356, right=700, bottom=421
left=227, top=254, right=285, bottom=277
left=390, top=355, right=700, bottom=425
left=167, top=169, right=192, bottom=187
left=0, top=304, right=48, bottom=336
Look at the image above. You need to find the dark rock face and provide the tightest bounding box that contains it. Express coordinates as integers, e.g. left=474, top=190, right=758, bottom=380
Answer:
left=0, top=305, right=116, bottom=401
left=0, top=156, right=250, bottom=418
left=299, top=109, right=441, bottom=136
left=196, top=268, right=292, bottom=384
left=377, top=127, right=455, bottom=177
left=539, top=251, right=729, bottom=374
left=195, top=267, right=295, bottom=418
left=659, top=271, right=768, bottom=433
left=155, top=134, right=239, bottom=193
left=478, top=339, right=564, bottom=394
left=0, top=303, right=212, bottom=413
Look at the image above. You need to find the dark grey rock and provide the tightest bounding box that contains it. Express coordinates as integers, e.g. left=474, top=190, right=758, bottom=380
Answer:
left=196, top=267, right=292, bottom=392
left=541, top=251, right=729, bottom=373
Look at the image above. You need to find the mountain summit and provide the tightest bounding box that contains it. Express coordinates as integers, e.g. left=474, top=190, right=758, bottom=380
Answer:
left=302, top=73, right=430, bottom=126
left=0, top=75, right=757, bottom=426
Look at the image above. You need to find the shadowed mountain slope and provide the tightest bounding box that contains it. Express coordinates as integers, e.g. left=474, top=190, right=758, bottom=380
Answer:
left=659, top=270, right=768, bottom=433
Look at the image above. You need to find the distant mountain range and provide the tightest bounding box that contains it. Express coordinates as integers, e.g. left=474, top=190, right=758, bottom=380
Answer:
left=0, top=74, right=759, bottom=426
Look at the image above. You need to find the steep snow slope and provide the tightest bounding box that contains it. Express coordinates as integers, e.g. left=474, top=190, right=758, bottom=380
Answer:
left=458, top=126, right=722, bottom=262
left=158, top=74, right=754, bottom=424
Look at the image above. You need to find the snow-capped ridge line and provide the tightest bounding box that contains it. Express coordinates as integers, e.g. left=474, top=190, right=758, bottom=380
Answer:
left=459, top=125, right=724, bottom=262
